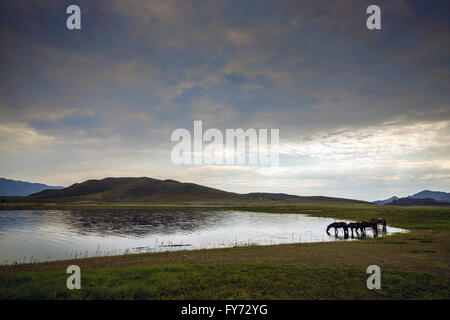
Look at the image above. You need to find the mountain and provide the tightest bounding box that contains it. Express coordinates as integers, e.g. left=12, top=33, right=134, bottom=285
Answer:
left=409, top=190, right=450, bottom=203
left=0, top=178, right=63, bottom=196
left=373, top=190, right=450, bottom=205
left=2, top=177, right=369, bottom=204
left=247, top=192, right=369, bottom=204
left=373, top=196, right=399, bottom=205
left=28, top=177, right=246, bottom=202
left=389, top=197, right=449, bottom=206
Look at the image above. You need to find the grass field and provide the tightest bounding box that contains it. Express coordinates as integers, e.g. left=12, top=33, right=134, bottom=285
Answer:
left=1, top=262, right=448, bottom=300
left=0, top=203, right=449, bottom=299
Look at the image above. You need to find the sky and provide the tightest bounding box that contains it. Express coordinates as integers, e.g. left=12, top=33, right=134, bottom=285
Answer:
left=0, top=0, right=449, bottom=201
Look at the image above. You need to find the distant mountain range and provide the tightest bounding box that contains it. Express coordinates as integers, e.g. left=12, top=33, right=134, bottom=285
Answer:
left=0, top=178, right=63, bottom=196
left=389, top=197, right=448, bottom=206
left=1, top=177, right=368, bottom=204
left=373, top=196, right=399, bottom=205
left=408, top=190, right=450, bottom=202
left=373, top=190, right=450, bottom=206
left=246, top=192, right=367, bottom=204
left=2, top=177, right=447, bottom=206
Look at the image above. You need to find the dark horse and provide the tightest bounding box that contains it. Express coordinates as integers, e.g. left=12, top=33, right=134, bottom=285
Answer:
left=359, top=221, right=378, bottom=237
left=371, top=218, right=387, bottom=232
left=326, top=222, right=349, bottom=237
left=347, top=222, right=361, bottom=237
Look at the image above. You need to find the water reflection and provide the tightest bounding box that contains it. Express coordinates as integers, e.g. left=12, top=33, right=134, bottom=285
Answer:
left=57, top=210, right=226, bottom=237
left=0, top=210, right=407, bottom=264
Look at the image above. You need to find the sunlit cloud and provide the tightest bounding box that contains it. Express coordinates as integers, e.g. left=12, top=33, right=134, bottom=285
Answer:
left=280, top=121, right=450, bottom=162
left=0, top=123, right=55, bottom=153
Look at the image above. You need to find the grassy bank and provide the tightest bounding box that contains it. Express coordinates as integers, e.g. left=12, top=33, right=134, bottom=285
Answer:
left=1, top=262, right=448, bottom=300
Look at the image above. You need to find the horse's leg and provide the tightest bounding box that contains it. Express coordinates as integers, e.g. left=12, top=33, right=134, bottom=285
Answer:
left=361, top=228, right=366, bottom=238
left=335, top=228, right=338, bottom=236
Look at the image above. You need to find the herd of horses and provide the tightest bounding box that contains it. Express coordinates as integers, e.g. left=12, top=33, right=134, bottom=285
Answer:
left=326, top=218, right=387, bottom=238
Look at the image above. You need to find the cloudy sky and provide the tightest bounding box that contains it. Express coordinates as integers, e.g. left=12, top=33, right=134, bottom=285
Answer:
left=1, top=0, right=449, bottom=201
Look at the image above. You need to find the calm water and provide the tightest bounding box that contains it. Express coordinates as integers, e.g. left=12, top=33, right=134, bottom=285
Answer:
left=0, top=210, right=406, bottom=264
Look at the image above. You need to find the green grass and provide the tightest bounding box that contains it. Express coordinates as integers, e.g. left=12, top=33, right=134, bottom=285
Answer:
left=1, top=262, right=448, bottom=300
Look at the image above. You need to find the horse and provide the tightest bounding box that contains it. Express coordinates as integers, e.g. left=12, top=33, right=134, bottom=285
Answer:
left=359, top=221, right=378, bottom=237
left=347, top=222, right=361, bottom=237
left=371, top=218, right=387, bottom=232
left=326, top=222, right=349, bottom=237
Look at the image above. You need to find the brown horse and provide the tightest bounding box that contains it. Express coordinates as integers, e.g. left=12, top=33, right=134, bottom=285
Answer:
left=359, top=221, right=378, bottom=237
left=326, top=222, right=349, bottom=237
left=347, top=222, right=361, bottom=237
left=371, top=218, right=387, bottom=232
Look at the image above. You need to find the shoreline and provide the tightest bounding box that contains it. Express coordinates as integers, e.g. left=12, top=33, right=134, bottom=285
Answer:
left=1, top=229, right=446, bottom=276
left=0, top=228, right=408, bottom=268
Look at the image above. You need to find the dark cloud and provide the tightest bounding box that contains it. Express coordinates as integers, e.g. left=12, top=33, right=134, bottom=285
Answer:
left=29, top=111, right=102, bottom=134
left=0, top=0, right=449, bottom=199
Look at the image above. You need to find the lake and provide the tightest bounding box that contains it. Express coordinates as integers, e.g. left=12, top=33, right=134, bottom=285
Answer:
left=0, top=210, right=406, bottom=264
